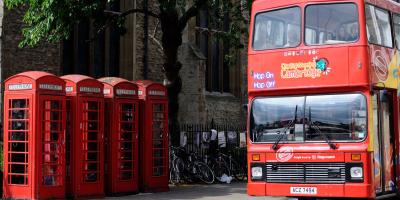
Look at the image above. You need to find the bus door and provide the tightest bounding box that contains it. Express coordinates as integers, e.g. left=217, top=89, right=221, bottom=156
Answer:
left=372, top=90, right=396, bottom=194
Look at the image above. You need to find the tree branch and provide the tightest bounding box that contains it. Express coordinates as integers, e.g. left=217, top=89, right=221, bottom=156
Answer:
left=104, top=8, right=160, bottom=19
left=178, top=0, right=207, bottom=31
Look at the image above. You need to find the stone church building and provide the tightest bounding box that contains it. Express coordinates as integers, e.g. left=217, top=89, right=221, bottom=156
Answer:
left=0, top=0, right=247, bottom=124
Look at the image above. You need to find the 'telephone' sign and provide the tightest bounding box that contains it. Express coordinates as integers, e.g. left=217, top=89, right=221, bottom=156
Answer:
left=149, top=90, right=165, bottom=96
left=39, top=84, right=63, bottom=91
left=116, top=89, right=136, bottom=96
left=79, top=87, right=101, bottom=93
left=8, top=83, right=33, bottom=90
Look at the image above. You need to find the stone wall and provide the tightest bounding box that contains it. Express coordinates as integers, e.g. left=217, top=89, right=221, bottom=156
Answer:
left=133, top=0, right=164, bottom=82
left=1, top=6, right=61, bottom=81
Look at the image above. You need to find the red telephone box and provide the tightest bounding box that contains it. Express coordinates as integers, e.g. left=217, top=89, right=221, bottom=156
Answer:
left=136, top=80, right=169, bottom=192
left=98, top=77, right=139, bottom=195
left=61, top=75, right=104, bottom=198
left=3, top=71, right=66, bottom=199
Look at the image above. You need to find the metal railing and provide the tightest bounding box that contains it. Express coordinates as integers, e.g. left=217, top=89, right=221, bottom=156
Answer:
left=169, top=121, right=247, bottom=166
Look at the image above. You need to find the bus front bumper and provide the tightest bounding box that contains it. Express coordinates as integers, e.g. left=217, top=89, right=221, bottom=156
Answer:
left=247, top=182, right=374, bottom=198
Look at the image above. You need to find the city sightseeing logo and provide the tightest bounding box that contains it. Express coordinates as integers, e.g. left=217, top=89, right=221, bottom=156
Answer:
left=281, top=57, right=332, bottom=79
left=276, top=146, right=294, bottom=162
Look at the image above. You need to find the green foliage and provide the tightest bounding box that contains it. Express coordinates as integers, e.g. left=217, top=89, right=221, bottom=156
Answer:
left=4, top=0, right=109, bottom=47
left=5, top=0, right=251, bottom=51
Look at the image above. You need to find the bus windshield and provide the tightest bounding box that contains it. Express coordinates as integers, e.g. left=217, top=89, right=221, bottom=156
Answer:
left=250, top=94, right=367, bottom=143
left=253, top=7, right=301, bottom=50
left=305, top=3, right=359, bottom=45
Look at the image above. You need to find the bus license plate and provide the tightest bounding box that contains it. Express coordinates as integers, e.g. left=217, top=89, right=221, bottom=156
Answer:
left=290, top=187, right=317, bottom=195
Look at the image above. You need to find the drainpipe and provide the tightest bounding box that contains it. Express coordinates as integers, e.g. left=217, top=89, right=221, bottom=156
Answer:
left=143, top=0, right=149, bottom=79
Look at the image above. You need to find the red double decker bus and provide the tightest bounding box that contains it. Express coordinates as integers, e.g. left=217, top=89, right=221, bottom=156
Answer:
left=247, top=0, right=400, bottom=199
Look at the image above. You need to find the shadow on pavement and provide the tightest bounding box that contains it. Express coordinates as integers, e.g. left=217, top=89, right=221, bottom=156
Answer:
left=105, top=182, right=286, bottom=200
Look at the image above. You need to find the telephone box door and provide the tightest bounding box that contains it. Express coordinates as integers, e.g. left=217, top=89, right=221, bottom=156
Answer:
left=76, top=97, right=104, bottom=194
left=148, top=100, right=168, bottom=186
left=39, top=95, right=66, bottom=196
left=4, top=95, right=33, bottom=197
left=112, top=99, right=139, bottom=191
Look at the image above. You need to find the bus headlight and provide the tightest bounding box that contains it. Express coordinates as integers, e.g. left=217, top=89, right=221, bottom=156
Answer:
left=346, top=163, right=363, bottom=182
left=251, top=167, right=263, bottom=178
left=350, top=167, right=363, bottom=178
left=250, top=163, right=264, bottom=181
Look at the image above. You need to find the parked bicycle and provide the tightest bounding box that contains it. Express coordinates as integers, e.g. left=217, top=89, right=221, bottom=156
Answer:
left=169, top=146, right=215, bottom=184
left=207, top=146, right=247, bottom=182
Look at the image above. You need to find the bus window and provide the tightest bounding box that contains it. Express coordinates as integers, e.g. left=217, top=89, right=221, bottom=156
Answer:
left=305, top=28, right=317, bottom=44
left=253, top=7, right=300, bottom=50
left=250, top=97, right=305, bottom=143
left=305, top=3, right=359, bottom=45
left=365, top=5, right=393, bottom=47
left=305, top=94, right=367, bottom=141
left=249, top=94, right=367, bottom=143
left=393, top=14, right=400, bottom=49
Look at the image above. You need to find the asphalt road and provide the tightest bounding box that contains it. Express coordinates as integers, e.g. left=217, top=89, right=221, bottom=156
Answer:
left=104, top=182, right=287, bottom=200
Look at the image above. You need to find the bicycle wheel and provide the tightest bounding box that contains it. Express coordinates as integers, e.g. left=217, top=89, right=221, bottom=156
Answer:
left=172, top=157, right=185, bottom=183
left=195, top=162, right=215, bottom=184
left=231, top=160, right=246, bottom=181
left=210, top=160, right=230, bottom=183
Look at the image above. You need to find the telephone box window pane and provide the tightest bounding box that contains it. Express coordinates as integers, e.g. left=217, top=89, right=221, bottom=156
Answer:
left=85, top=163, right=98, bottom=171
left=88, top=122, right=98, bottom=130
left=87, top=142, right=98, bottom=151
left=10, top=175, right=27, bottom=185
left=120, top=171, right=132, bottom=180
left=10, top=154, right=27, bottom=163
left=121, top=161, right=132, bottom=170
left=50, top=122, right=60, bottom=131
left=121, top=123, right=133, bottom=131
left=87, top=132, right=98, bottom=141
left=87, top=102, right=99, bottom=110
left=50, top=112, right=60, bottom=121
left=10, top=110, right=28, bottom=119
left=153, top=167, right=164, bottom=176
left=121, top=142, right=132, bottom=151
left=88, top=112, right=98, bottom=120
left=153, top=104, right=164, bottom=112
left=120, top=152, right=132, bottom=161
left=121, top=112, right=133, bottom=121
left=50, top=132, right=59, bottom=141
left=86, top=152, right=98, bottom=161
left=10, top=143, right=27, bottom=152
left=85, top=173, right=98, bottom=182
left=153, top=149, right=163, bottom=158
left=10, top=164, right=27, bottom=174
left=11, top=99, right=28, bottom=108
left=122, top=104, right=133, bottom=112
left=10, top=132, right=27, bottom=141
left=43, top=165, right=58, bottom=175
left=42, top=143, right=59, bottom=153
left=153, top=130, right=163, bottom=139
left=10, top=121, right=27, bottom=131
left=153, top=121, right=164, bottom=129
left=153, top=140, right=163, bottom=149
left=51, top=101, right=61, bottom=110
left=121, top=132, right=132, bottom=140
left=43, top=176, right=58, bottom=186
left=43, top=154, right=59, bottom=163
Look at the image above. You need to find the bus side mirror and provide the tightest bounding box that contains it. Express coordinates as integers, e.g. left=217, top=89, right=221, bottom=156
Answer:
left=242, top=104, right=248, bottom=112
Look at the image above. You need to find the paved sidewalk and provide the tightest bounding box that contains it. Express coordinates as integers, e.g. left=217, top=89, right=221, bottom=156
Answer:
left=105, top=182, right=287, bottom=200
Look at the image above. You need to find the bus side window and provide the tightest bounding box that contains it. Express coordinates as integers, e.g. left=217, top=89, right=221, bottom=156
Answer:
left=305, top=28, right=317, bottom=44
left=393, top=14, right=400, bottom=49
left=365, top=4, right=393, bottom=47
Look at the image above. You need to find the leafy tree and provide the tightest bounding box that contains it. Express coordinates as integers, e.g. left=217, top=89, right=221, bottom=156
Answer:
left=4, top=0, right=250, bottom=143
